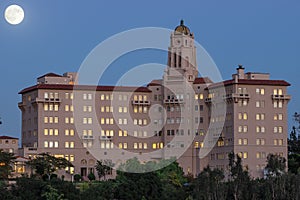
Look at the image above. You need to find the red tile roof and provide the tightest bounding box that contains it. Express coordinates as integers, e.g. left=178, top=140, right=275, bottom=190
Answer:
left=19, top=84, right=152, bottom=94
left=193, top=77, right=213, bottom=84
left=207, top=79, right=291, bottom=89
left=0, top=136, right=18, bottom=140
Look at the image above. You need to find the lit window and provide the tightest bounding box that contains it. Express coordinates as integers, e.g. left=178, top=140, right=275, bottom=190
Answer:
left=238, top=126, right=242, bottom=133
left=100, top=94, right=105, bottom=100
left=44, top=104, right=49, bottom=111
left=133, top=143, right=138, bottom=149
left=197, top=94, right=203, bottom=100
left=54, top=104, right=59, bottom=111
left=44, top=117, right=48, bottom=124
left=44, top=141, right=48, bottom=148
left=65, top=105, right=69, bottom=111
left=65, top=129, right=69, bottom=136
left=152, top=143, right=157, bottom=149
left=44, top=129, right=48, bottom=135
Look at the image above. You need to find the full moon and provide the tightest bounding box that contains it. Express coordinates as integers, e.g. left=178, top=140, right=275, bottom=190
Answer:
left=4, top=4, right=24, bottom=25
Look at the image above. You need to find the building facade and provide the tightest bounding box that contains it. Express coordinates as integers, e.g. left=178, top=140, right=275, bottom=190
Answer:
left=18, top=21, right=291, bottom=179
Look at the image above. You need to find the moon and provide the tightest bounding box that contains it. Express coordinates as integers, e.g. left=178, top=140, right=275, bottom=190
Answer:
left=4, top=5, right=25, bottom=25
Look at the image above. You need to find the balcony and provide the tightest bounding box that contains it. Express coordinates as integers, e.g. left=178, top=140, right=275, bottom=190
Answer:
left=222, top=93, right=250, bottom=103
left=81, top=135, right=94, bottom=140
left=132, top=100, right=150, bottom=105
left=271, top=94, right=291, bottom=101
left=99, top=136, right=112, bottom=141
left=18, top=102, right=26, bottom=110
left=164, top=99, right=184, bottom=104
left=33, top=97, right=61, bottom=104
left=205, top=97, right=212, bottom=103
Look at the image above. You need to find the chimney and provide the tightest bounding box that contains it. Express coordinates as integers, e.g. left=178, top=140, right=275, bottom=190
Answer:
left=236, top=64, right=245, bottom=79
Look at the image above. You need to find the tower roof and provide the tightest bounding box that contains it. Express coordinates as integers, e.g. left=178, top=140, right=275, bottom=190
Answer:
left=174, top=20, right=192, bottom=36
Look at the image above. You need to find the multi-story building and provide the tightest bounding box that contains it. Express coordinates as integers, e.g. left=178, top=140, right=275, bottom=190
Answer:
left=18, top=21, right=291, bottom=179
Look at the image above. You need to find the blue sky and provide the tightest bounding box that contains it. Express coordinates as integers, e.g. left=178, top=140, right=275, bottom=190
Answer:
left=0, top=0, right=299, bottom=138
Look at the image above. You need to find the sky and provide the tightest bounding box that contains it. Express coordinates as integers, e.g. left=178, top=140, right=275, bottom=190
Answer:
left=0, top=0, right=299, bottom=138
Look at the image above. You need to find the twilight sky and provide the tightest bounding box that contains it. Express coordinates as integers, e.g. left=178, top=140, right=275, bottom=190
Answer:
left=0, top=0, right=299, bottom=138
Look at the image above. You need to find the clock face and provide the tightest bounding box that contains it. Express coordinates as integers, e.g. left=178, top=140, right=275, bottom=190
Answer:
left=176, top=39, right=181, bottom=46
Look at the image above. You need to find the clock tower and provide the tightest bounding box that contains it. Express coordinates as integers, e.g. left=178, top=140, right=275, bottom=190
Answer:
left=166, top=20, right=198, bottom=82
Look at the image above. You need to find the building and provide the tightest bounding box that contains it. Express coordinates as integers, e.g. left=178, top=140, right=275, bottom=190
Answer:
left=18, top=21, right=291, bottom=179
left=0, top=135, right=30, bottom=177
left=0, top=135, right=19, bottom=154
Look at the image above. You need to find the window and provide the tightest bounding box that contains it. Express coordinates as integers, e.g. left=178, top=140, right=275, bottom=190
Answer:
left=255, top=101, right=265, bottom=108
left=238, top=113, right=248, bottom=120
left=256, top=113, right=265, bottom=121
left=54, top=104, right=59, bottom=111
left=65, top=142, right=75, bottom=148
left=198, top=93, right=203, bottom=100
left=256, top=138, right=265, bottom=145
left=238, top=152, right=248, bottom=159
left=256, top=88, right=265, bottom=95
left=44, top=104, right=49, bottom=111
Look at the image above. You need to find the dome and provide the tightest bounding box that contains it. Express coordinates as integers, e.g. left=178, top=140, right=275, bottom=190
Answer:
left=174, top=20, right=191, bottom=36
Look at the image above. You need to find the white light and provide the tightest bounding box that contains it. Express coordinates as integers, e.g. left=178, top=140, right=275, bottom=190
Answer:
left=4, top=4, right=25, bottom=25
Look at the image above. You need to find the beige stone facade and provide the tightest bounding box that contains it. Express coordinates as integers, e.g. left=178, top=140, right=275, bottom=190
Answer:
left=18, top=21, right=291, bottom=179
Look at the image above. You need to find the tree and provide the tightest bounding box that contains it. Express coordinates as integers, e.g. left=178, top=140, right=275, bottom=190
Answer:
left=265, top=154, right=286, bottom=177
left=0, top=149, right=16, bottom=180
left=156, top=161, right=189, bottom=200
left=115, top=158, right=163, bottom=199
left=80, top=180, right=117, bottom=200
left=192, top=166, right=226, bottom=200
left=227, top=152, right=253, bottom=200
left=288, top=113, right=300, bottom=174
left=41, top=185, right=65, bottom=200
left=87, top=172, right=96, bottom=181
left=95, top=159, right=114, bottom=180
left=27, top=153, right=73, bottom=180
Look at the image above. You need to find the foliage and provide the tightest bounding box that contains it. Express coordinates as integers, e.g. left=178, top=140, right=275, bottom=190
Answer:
left=265, top=154, right=286, bottom=177
left=0, top=149, right=16, bottom=179
left=87, top=172, right=96, bottom=181
left=95, top=159, right=114, bottom=180
left=288, top=114, right=300, bottom=174
left=74, top=174, right=81, bottom=182
left=227, top=152, right=253, bottom=200
left=27, top=153, right=73, bottom=180
left=80, top=180, right=116, bottom=200
left=192, top=166, right=226, bottom=200
left=41, top=185, right=65, bottom=200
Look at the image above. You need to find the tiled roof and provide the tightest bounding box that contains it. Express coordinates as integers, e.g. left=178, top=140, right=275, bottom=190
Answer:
left=193, top=77, right=213, bottom=84
left=0, top=136, right=18, bottom=140
left=37, top=73, right=62, bottom=79
left=206, top=79, right=291, bottom=89
left=19, top=84, right=152, bottom=94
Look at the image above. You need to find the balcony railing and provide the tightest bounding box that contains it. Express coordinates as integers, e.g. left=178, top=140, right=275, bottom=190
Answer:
left=271, top=94, right=291, bottom=101
left=33, top=97, right=61, bottom=103
left=132, top=100, right=150, bottom=105
left=82, top=135, right=94, bottom=140
left=164, top=99, right=184, bottom=104
left=99, top=136, right=112, bottom=141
